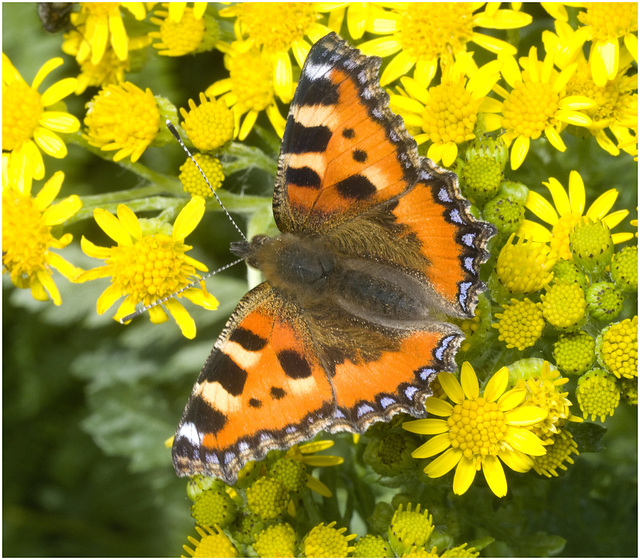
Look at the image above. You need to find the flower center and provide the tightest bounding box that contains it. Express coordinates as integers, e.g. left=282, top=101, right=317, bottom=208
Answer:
left=158, top=9, right=205, bottom=55
left=108, top=234, right=190, bottom=303
left=235, top=2, right=317, bottom=54
left=578, top=2, right=638, bottom=41
left=2, top=190, right=52, bottom=282
left=447, top=397, right=507, bottom=460
left=226, top=49, right=275, bottom=112
left=399, top=3, right=475, bottom=60
left=502, top=81, right=559, bottom=139
left=2, top=80, right=43, bottom=151
left=421, top=82, right=477, bottom=144
left=551, top=213, right=581, bottom=260
left=565, top=61, right=619, bottom=129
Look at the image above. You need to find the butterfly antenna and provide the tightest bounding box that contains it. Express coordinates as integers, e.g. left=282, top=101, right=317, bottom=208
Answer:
left=119, top=257, right=245, bottom=324
left=166, top=119, right=248, bottom=242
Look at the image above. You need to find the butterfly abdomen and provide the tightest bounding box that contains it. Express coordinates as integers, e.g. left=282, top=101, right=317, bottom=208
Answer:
left=240, top=233, right=436, bottom=331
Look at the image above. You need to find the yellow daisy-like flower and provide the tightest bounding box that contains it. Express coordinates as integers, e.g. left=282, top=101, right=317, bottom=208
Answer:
left=518, top=170, right=634, bottom=260
left=219, top=2, right=331, bottom=103
left=179, top=153, right=224, bottom=198
left=357, top=3, right=532, bottom=86
left=404, top=362, right=548, bottom=498
left=76, top=197, right=218, bottom=339
left=62, top=32, right=152, bottom=94
left=2, top=170, right=83, bottom=306
left=389, top=56, right=502, bottom=167
left=543, top=21, right=638, bottom=157
left=73, top=2, right=146, bottom=65
left=84, top=81, right=160, bottom=162
left=149, top=4, right=218, bottom=56
left=495, top=234, right=556, bottom=294
left=2, top=54, right=80, bottom=189
left=302, top=521, right=356, bottom=558
left=180, top=93, right=234, bottom=152
left=576, top=2, right=638, bottom=87
left=183, top=524, right=238, bottom=558
left=493, top=46, right=595, bottom=169
left=207, top=41, right=285, bottom=140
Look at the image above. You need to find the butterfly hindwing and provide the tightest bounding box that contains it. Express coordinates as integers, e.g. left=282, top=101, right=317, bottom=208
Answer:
left=173, top=283, right=335, bottom=483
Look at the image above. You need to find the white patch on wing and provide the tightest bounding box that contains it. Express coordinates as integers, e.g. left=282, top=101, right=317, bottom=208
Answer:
left=226, top=340, right=261, bottom=370
left=287, top=153, right=326, bottom=177
left=177, top=422, right=201, bottom=446
left=293, top=104, right=339, bottom=129
left=197, top=381, right=243, bottom=413
left=304, top=61, right=333, bottom=81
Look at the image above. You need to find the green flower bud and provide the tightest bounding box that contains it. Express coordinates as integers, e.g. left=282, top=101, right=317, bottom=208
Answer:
left=191, top=488, right=238, bottom=528
left=388, top=504, right=434, bottom=557
left=353, top=535, right=393, bottom=558
left=553, top=331, right=596, bottom=375
left=569, top=217, right=614, bottom=277
left=540, top=281, right=587, bottom=331
left=586, top=281, right=624, bottom=321
left=253, top=523, right=297, bottom=558
left=268, top=457, right=307, bottom=494
left=301, top=522, right=355, bottom=558
left=619, top=377, right=638, bottom=405
left=246, top=477, right=290, bottom=521
left=498, top=180, right=529, bottom=206
left=576, top=369, right=620, bottom=421
left=552, top=259, right=588, bottom=291
left=483, top=195, right=524, bottom=235
left=610, top=245, right=638, bottom=292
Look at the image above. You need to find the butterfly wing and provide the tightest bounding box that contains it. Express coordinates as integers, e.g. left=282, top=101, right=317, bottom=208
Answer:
left=172, top=283, right=335, bottom=484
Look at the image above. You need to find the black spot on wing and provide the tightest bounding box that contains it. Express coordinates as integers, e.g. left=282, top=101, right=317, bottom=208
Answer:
left=181, top=395, right=227, bottom=435
left=201, top=350, right=247, bottom=397
left=295, top=76, right=340, bottom=106
left=285, top=166, right=322, bottom=189
left=342, top=127, right=355, bottom=139
left=229, top=327, right=267, bottom=351
left=335, top=174, right=377, bottom=200
left=271, top=386, right=286, bottom=399
left=281, top=117, right=332, bottom=154
left=248, top=398, right=262, bottom=408
left=352, top=149, right=368, bottom=163
left=277, top=350, right=312, bottom=379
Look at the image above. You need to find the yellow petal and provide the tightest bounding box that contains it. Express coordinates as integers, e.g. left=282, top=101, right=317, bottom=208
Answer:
left=503, top=426, right=546, bottom=456
left=306, top=475, right=332, bottom=498
left=90, top=15, right=109, bottom=64
left=165, top=298, right=196, bottom=339
left=414, top=58, right=438, bottom=86
left=39, top=111, right=80, bottom=133
left=42, top=195, right=81, bottom=226
left=412, top=433, right=451, bottom=458
left=484, top=367, right=509, bottom=402
left=94, top=208, right=132, bottom=246
left=80, top=236, right=111, bottom=259
left=544, top=126, right=567, bottom=153
left=274, top=51, right=293, bottom=103
left=357, top=37, right=402, bottom=58
left=472, top=32, right=517, bottom=55
left=497, top=388, right=526, bottom=412
left=96, top=283, right=123, bottom=315
left=624, top=32, right=638, bottom=63
left=33, top=128, right=67, bottom=158
left=427, top=142, right=444, bottom=164
left=452, top=455, right=476, bottom=495
left=460, top=362, right=479, bottom=400
left=47, top=251, right=83, bottom=281
left=424, top=447, right=462, bottom=478
left=567, top=170, right=585, bottom=215
left=40, top=78, right=78, bottom=107
left=109, top=12, right=129, bottom=61
left=34, top=171, right=64, bottom=209
left=425, top=396, right=454, bottom=417
left=525, top=190, right=559, bottom=225
left=586, top=188, right=618, bottom=220
left=437, top=372, right=464, bottom=404
left=380, top=50, right=415, bottom=86
left=510, top=135, right=529, bottom=170
left=31, top=57, right=63, bottom=91
left=602, top=209, right=630, bottom=229
left=504, top=405, right=547, bottom=426
left=35, top=269, right=62, bottom=305
left=346, top=3, right=367, bottom=40
left=116, top=205, right=143, bottom=240
left=555, top=109, right=591, bottom=127
left=612, top=232, right=634, bottom=244
left=499, top=448, right=534, bottom=473
left=441, top=142, right=458, bottom=168
left=517, top=219, right=553, bottom=242
left=543, top=177, right=571, bottom=216
left=482, top=455, right=508, bottom=498
left=148, top=302, right=169, bottom=324
left=173, top=196, right=205, bottom=241
left=291, top=38, right=311, bottom=70
left=403, top=418, right=449, bottom=435
left=239, top=110, right=258, bottom=141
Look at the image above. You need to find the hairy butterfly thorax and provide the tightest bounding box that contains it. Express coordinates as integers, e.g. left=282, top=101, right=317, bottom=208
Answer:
left=172, top=32, right=495, bottom=485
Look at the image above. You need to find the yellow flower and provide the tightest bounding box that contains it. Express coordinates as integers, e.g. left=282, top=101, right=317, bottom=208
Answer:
left=544, top=21, right=638, bottom=157
left=492, top=298, right=545, bottom=351
left=73, top=2, right=146, bottom=65
left=166, top=1, right=207, bottom=23
left=84, top=81, right=160, bottom=162
left=357, top=3, right=532, bottom=86
left=76, top=197, right=218, bottom=339
left=493, top=46, right=595, bottom=169
left=319, top=2, right=379, bottom=41
left=576, top=2, right=638, bottom=87
left=302, top=521, right=356, bottom=558
left=531, top=429, right=579, bottom=478
left=179, top=153, right=224, bottom=198
left=2, top=170, right=83, bottom=306
left=495, top=234, right=556, bottom=294
left=182, top=524, right=238, bottom=558
left=62, top=32, right=152, bottom=94
left=180, top=93, right=234, bottom=151
left=149, top=4, right=218, bottom=56
left=207, top=41, right=285, bottom=140
left=404, top=362, right=547, bottom=498
left=518, top=170, right=634, bottom=260
left=2, top=54, right=80, bottom=190
left=219, top=2, right=331, bottom=103
left=389, top=56, right=502, bottom=167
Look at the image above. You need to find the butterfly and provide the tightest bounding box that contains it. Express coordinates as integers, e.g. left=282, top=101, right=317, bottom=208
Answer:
left=172, top=32, right=495, bottom=485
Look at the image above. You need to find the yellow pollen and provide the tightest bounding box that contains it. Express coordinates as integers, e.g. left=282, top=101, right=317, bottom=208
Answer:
left=109, top=235, right=189, bottom=303
left=421, top=82, right=477, bottom=144
left=2, top=80, right=43, bottom=150
left=226, top=50, right=275, bottom=112
left=578, top=2, right=638, bottom=41
left=235, top=3, right=317, bottom=54
left=448, top=398, right=505, bottom=458
left=502, top=81, right=559, bottom=139
left=2, top=191, right=52, bottom=281
left=399, top=3, right=475, bottom=60
left=551, top=213, right=581, bottom=260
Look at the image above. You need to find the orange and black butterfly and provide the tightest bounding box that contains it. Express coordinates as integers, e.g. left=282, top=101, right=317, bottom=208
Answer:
left=172, top=32, right=495, bottom=485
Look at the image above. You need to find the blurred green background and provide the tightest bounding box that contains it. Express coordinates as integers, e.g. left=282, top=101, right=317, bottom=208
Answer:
left=3, top=3, right=637, bottom=557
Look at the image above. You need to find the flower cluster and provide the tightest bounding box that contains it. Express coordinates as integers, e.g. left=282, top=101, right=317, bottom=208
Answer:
left=2, top=4, right=637, bottom=558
